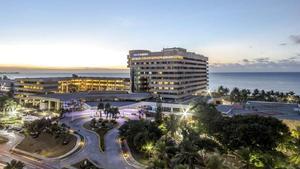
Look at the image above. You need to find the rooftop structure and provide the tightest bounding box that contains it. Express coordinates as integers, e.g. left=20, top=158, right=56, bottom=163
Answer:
left=22, top=91, right=153, bottom=111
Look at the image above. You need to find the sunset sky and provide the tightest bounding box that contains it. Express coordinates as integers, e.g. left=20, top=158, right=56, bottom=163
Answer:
left=0, top=0, right=300, bottom=72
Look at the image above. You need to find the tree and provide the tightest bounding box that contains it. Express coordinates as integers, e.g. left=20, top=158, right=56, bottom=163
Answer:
left=155, top=101, right=163, bottom=124
left=205, top=154, right=229, bottom=169
left=171, top=126, right=222, bottom=169
left=234, top=148, right=255, bottom=169
left=172, top=137, right=204, bottom=169
left=152, top=137, right=178, bottom=168
left=230, top=87, right=240, bottom=103
left=284, top=126, right=300, bottom=166
left=240, top=89, right=250, bottom=103
left=252, top=89, right=260, bottom=100
left=111, top=107, right=120, bottom=119
left=217, top=86, right=230, bottom=97
left=3, top=99, right=18, bottom=114
left=217, top=86, right=225, bottom=96
left=104, top=103, right=111, bottom=119
left=119, top=120, right=162, bottom=152
left=0, top=96, right=9, bottom=113
left=223, top=87, right=230, bottom=96
left=165, top=114, right=180, bottom=137
left=4, top=160, right=25, bottom=169
left=213, top=115, right=289, bottom=152
left=2, top=75, right=9, bottom=80
left=97, top=102, right=104, bottom=118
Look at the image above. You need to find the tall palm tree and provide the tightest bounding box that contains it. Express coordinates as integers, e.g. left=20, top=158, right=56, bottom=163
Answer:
left=172, top=139, right=204, bottom=169
left=223, top=88, right=230, bottom=96
left=206, top=154, right=229, bottom=169
left=97, top=102, right=104, bottom=118
left=153, top=137, right=178, bottom=168
left=289, top=127, right=300, bottom=166
left=165, top=114, right=179, bottom=137
left=240, top=89, right=250, bottom=103
left=3, top=99, right=18, bottom=114
left=230, top=88, right=240, bottom=103
left=104, top=103, right=111, bottom=119
left=4, top=160, right=25, bottom=169
left=233, top=148, right=254, bottom=169
left=217, top=86, right=224, bottom=96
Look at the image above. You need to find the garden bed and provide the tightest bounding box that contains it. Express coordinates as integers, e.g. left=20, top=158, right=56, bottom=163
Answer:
left=72, top=159, right=101, bottom=169
left=83, top=118, right=118, bottom=151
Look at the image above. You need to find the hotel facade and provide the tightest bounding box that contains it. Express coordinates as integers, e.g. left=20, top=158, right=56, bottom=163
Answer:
left=58, top=77, right=130, bottom=93
left=127, top=47, right=208, bottom=101
left=14, top=77, right=131, bottom=111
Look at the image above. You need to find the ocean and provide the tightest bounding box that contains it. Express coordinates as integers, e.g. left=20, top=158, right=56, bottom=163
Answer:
left=1, top=72, right=300, bottom=95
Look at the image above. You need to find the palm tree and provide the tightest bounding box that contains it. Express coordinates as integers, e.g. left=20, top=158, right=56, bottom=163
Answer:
left=97, top=102, right=104, bottom=118
left=153, top=137, right=178, bottom=168
left=206, top=154, right=229, bottom=169
left=155, top=101, right=163, bottom=124
left=217, top=86, right=225, bottom=96
left=230, top=88, right=240, bottom=103
left=4, top=160, right=25, bottom=169
left=252, top=89, right=260, bottom=100
left=3, top=99, right=18, bottom=115
left=165, top=114, right=179, bottom=137
left=104, top=103, right=111, bottom=119
left=110, top=107, right=120, bottom=119
left=289, top=127, right=300, bottom=166
left=240, top=89, right=250, bottom=103
left=288, top=91, right=295, bottom=96
left=172, top=138, right=204, bottom=169
left=234, top=148, right=254, bottom=169
left=223, top=88, right=230, bottom=96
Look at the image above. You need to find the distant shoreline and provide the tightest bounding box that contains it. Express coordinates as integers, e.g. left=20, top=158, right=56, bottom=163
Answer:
left=0, top=72, right=19, bottom=74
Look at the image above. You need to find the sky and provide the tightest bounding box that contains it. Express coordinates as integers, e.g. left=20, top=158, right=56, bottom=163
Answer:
left=0, top=0, right=300, bottom=72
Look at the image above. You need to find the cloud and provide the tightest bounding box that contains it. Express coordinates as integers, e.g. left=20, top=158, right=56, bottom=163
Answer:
left=290, top=35, right=300, bottom=44
left=279, top=43, right=287, bottom=46
left=242, top=59, right=250, bottom=63
left=254, top=57, right=270, bottom=63
left=210, top=55, right=300, bottom=72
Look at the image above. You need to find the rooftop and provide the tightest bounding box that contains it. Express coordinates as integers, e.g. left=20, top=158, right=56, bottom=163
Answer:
left=33, top=91, right=153, bottom=102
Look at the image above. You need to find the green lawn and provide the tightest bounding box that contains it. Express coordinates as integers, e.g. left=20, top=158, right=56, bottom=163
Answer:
left=0, top=135, right=8, bottom=144
left=16, top=132, right=77, bottom=158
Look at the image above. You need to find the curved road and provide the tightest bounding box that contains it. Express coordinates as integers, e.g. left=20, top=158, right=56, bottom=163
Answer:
left=1, top=115, right=137, bottom=169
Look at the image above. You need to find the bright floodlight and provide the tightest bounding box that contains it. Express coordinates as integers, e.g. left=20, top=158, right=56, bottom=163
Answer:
left=8, top=110, right=18, bottom=117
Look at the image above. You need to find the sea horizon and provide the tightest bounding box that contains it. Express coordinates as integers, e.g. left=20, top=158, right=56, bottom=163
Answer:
left=1, top=71, right=300, bottom=95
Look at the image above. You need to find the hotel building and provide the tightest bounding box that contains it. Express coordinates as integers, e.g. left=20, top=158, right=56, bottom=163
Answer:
left=13, top=77, right=66, bottom=110
left=58, top=77, right=130, bottom=93
left=127, top=47, right=208, bottom=101
left=13, top=77, right=131, bottom=111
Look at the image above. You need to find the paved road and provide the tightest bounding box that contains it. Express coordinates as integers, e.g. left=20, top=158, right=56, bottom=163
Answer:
left=60, top=116, right=136, bottom=169
left=0, top=115, right=139, bottom=169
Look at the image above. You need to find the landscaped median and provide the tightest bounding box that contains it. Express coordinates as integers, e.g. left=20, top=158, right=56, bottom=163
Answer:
left=72, top=159, right=102, bottom=169
left=83, top=118, right=118, bottom=151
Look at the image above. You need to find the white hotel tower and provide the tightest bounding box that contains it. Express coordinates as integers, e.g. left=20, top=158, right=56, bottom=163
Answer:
left=127, top=47, right=208, bottom=102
